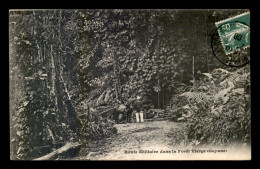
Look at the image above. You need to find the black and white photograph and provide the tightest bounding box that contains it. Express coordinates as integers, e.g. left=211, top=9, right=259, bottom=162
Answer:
left=9, top=9, right=251, bottom=160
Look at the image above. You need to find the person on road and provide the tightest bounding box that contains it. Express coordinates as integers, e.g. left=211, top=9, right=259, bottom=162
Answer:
left=134, top=96, right=144, bottom=123
left=125, top=101, right=133, bottom=123
left=140, top=108, right=144, bottom=123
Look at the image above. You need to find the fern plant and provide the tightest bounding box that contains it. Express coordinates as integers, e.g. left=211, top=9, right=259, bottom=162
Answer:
left=172, top=65, right=250, bottom=146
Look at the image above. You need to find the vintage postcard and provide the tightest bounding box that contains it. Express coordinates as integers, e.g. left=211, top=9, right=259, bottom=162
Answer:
left=9, top=9, right=250, bottom=160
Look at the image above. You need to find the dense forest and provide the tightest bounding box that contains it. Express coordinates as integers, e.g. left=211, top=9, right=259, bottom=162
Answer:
left=9, top=9, right=250, bottom=160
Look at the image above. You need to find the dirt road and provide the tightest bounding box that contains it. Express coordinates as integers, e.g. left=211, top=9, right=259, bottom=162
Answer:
left=74, top=120, right=187, bottom=160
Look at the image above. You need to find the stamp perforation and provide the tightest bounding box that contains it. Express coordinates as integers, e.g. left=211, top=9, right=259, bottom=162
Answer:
left=215, top=12, right=250, bottom=55
left=215, top=11, right=250, bottom=26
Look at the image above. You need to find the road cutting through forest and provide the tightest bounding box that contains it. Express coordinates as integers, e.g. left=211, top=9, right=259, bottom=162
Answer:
left=73, top=120, right=187, bottom=160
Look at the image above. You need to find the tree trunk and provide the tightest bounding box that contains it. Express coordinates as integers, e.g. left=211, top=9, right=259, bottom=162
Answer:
left=113, top=54, right=118, bottom=101
left=205, top=11, right=209, bottom=73
left=192, top=55, right=194, bottom=77
left=34, top=142, right=81, bottom=160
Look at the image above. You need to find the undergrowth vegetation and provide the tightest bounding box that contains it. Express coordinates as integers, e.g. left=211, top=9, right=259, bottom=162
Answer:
left=170, top=65, right=250, bottom=146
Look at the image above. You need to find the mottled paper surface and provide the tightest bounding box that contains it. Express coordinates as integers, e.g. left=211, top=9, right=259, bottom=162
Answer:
left=9, top=9, right=250, bottom=160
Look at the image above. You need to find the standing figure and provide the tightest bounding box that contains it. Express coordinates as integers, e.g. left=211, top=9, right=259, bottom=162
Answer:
left=140, top=108, right=144, bottom=122
left=134, top=96, right=143, bottom=123
left=125, top=101, right=133, bottom=123
left=135, top=111, right=140, bottom=122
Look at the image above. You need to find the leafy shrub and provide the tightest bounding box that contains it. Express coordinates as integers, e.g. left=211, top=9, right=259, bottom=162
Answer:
left=77, top=104, right=117, bottom=144
left=174, top=66, right=250, bottom=146
left=12, top=97, right=30, bottom=160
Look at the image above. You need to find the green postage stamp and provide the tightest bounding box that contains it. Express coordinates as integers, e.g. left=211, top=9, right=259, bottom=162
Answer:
left=215, top=12, right=250, bottom=55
